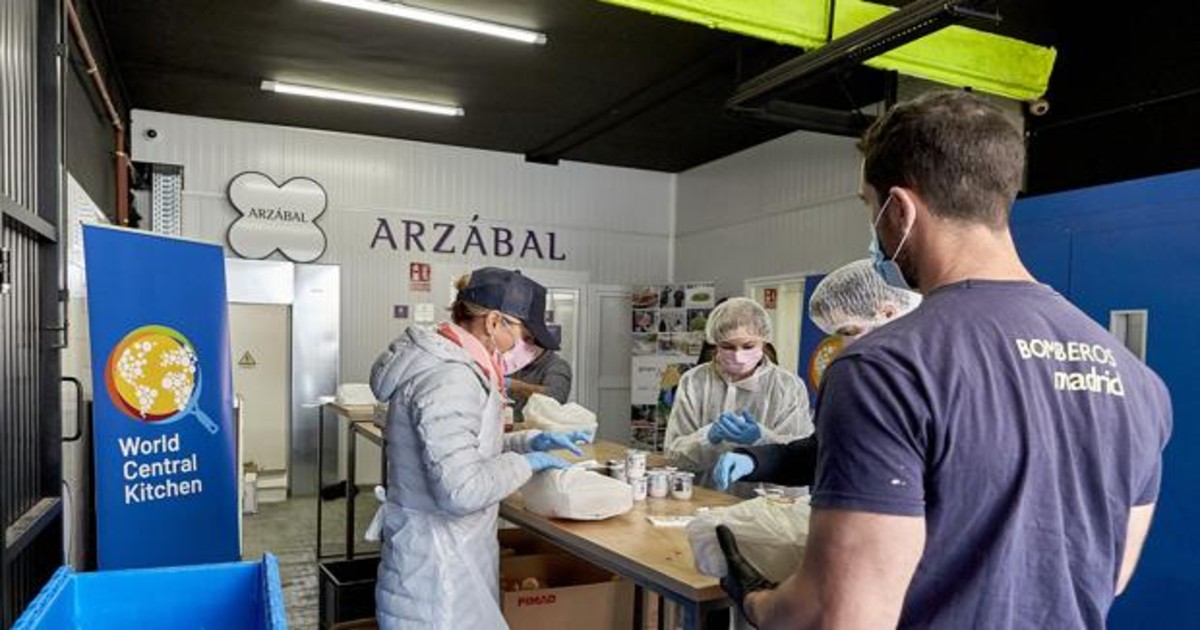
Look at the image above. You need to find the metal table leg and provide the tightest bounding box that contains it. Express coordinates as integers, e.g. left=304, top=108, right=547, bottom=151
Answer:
left=316, top=405, right=325, bottom=559
left=683, top=601, right=706, bottom=630
left=379, top=433, right=387, bottom=488
left=346, top=419, right=357, bottom=560
left=633, top=585, right=645, bottom=629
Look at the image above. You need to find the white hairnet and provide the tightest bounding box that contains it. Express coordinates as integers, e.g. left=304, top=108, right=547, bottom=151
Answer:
left=809, top=259, right=922, bottom=335
left=705, top=297, right=771, bottom=343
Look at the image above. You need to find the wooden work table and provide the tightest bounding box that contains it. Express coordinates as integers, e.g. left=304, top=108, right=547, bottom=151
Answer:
left=500, top=440, right=740, bottom=629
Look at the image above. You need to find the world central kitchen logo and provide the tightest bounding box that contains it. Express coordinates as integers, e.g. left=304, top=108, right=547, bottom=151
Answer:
left=226, top=171, right=328, bottom=263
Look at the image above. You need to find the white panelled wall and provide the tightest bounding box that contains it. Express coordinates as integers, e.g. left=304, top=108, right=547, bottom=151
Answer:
left=131, top=110, right=675, bottom=383
left=128, top=110, right=868, bottom=435
left=674, top=130, right=869, bottom=297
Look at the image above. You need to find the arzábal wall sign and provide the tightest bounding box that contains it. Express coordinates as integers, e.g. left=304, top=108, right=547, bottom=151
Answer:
left=227, top=171, right=328, bottom=263
left=370, top=214, right=567, bottom=261
left=84, top=225, right=239, bottom=570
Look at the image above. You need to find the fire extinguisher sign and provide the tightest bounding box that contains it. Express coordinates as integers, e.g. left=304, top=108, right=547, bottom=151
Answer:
left=410, top=262, right=431, bottom=292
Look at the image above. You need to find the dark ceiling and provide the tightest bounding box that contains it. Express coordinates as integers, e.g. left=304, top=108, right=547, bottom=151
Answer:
left=1022, top=2, right=1200, bottom=195
left=94, top=0, right=811, bottom=172
left=92, top=0, right=1200, bottom=191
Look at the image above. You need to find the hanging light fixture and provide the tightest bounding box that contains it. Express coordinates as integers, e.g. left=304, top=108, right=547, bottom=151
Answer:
left=316, top=0, right=547, bottom=45
left=261, top=80, right=465, bottom=117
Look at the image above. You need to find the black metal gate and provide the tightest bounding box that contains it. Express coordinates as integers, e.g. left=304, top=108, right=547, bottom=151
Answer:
left=1, top=0, right=65, bottom=626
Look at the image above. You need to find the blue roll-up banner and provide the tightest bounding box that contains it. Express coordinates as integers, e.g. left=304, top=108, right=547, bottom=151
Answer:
left=84, top=225, right=239, bottom=570
left=797, top=273, right=835, bottom=407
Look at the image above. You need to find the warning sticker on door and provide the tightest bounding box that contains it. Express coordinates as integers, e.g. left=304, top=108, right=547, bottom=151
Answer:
left=237, top=351, right=257, bottom=368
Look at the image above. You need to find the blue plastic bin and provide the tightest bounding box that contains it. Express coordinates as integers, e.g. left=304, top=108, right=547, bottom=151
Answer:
left=13, top=553, right=286, bottom=629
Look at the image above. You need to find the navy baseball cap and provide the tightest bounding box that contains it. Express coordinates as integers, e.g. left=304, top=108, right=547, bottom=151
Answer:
left=458, top=267, right=559, bottom=351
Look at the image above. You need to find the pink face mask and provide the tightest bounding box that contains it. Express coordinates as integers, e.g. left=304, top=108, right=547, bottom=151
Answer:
left=502, top=337, right=544, bottom=375
left=716, top=346, right=763, bottom=378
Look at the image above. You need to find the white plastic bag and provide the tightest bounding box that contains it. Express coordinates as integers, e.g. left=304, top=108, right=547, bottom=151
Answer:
left=522, top=394, right=598, bottom=439
left=686, top=497, right=811, bottom=582
left=521, top=468, right=633, bottom=521
left=364, top=485, right=388, bottom=542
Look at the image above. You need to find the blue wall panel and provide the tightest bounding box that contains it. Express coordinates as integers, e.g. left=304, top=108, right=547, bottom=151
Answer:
left=1071, top=224, right=1200, bottom=628
left=1011, top=225, right=1072, bottom=294
left=1013, top=168, right=1200, bottom=628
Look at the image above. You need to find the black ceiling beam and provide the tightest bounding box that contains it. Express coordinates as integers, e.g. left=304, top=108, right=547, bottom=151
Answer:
left=524, top=40, right=738, bottom=166
left=730, top=100, right=875, bottom=137
left=727, top=0, right=1000, bottom=109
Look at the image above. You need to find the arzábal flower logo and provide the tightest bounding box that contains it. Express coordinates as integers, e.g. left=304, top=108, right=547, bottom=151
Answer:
left=226, top=171, right=327, bottom=263
left=105, top=325, right=220, bottom=434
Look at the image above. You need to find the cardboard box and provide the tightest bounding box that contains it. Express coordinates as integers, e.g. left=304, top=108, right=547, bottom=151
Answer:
left=498, top=526, right=570, bottom=556
left=500, top=554, right=635, bottom=630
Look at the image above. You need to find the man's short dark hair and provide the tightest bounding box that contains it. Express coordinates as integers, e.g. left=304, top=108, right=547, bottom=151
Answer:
left=859, top=90, right=1025, bottom=227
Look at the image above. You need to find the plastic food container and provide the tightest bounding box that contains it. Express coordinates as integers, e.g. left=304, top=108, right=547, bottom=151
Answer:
left=630, top=476, right=648, bottom=501
left=625, top=450, right=647, bottom=479
left=607, top=460, right=628, bottom=484
left=647, top=470, right=670, bottom=498
left=670, top=472, right=695, bottom=500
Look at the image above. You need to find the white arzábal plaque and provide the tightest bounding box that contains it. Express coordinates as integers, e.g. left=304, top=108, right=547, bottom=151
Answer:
left=226, top=172, right=328, bottom=263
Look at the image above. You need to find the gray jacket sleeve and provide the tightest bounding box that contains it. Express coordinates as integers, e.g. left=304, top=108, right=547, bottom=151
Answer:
left=539, top=354, right=573, bottom=404
left=410, top=366, right=532, bottom=517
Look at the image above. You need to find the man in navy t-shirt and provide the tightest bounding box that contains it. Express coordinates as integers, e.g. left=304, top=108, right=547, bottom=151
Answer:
left=719, top=91, right=1172, bottom=629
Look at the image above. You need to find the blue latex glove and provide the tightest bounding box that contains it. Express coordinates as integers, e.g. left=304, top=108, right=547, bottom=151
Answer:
left=564, top=430, right=594, bottom=445
left=717, top=411, right=763, bottom=445
left=708, top=411, right=741, bottom=444
left=713, top=452, right=756, bottom=491
left=525, top=452, right=572, bottom=473
left=529, top=432, right=586, bottom=456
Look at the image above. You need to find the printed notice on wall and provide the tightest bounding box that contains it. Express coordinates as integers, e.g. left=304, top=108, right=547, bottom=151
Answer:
left=414, top=303, right=436, bottom=324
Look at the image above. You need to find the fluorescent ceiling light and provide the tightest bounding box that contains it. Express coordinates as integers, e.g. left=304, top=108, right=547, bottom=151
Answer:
left=261, top=80, right=464, bottom=117
left=316, top=0, right=547, bottom=45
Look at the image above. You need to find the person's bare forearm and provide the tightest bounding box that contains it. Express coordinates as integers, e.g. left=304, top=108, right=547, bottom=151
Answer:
left=1117, top=504, right=1156, bottom=595
left=509, top=379, right=546, bottom=400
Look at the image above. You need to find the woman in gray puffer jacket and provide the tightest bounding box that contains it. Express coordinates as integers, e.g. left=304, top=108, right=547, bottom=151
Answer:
left=369, top=268, right=585, bottom=629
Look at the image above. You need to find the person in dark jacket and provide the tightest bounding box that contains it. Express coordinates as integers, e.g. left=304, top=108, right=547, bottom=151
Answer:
left=504, top=332, right=573, bottom=423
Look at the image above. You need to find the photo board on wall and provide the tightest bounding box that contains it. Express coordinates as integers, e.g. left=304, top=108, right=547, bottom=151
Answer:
left=629, top=283, right=715, bottom=451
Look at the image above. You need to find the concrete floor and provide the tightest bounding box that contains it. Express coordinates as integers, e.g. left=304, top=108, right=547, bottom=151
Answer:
left=243, top=493, right=381, bottom=629
left=242, top=495, right=681, bottom=630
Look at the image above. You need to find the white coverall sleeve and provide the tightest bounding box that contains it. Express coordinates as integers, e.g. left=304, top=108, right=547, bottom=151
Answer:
left=665, top=372, right=720, bottom=473
left=411, top=368, right=533, bottom=517
left=755, top=372, right=813, bottom=445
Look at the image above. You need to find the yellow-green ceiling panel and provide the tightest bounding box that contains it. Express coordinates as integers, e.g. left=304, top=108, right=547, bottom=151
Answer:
left=598, top=0, right=1055, bottom=100
left=835, top=1, right=1056, bottom=101
left=597, top=0, right=831, bottom=48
